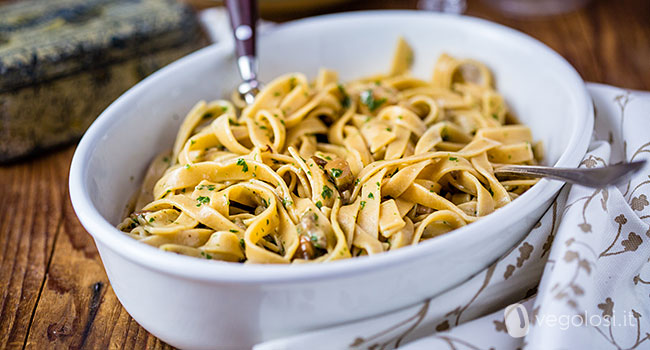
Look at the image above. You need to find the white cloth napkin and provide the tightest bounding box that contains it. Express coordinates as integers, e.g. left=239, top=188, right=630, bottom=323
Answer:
left=253, top=84, right=650, bottom=350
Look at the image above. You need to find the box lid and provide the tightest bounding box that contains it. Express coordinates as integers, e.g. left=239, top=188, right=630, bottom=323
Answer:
left=0, top=0, right=201, bottom=92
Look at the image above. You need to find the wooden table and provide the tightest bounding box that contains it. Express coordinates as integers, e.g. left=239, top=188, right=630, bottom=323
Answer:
left=1, top=0, right=648, bottom=348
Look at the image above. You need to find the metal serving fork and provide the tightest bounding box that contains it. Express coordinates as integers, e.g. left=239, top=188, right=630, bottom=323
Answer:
left=494, top=161, right=646, bottom=188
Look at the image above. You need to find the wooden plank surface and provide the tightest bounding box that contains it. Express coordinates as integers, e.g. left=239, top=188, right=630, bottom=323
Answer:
left=23, top=161, right=172, bottom=350
left=464, top=0, right=650, bottom=90
left=0, top=148, right=68, bottom=349
left=0, top=0, right=648, bottom=349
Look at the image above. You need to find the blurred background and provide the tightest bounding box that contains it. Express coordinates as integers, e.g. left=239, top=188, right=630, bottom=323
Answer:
left=184, top=0, right=590, bottom=18
left=0, top=0, right=647, bottom=164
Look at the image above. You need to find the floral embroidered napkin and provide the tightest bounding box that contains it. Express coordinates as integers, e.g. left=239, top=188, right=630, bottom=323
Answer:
left=254, top=84, right=650, bottom=350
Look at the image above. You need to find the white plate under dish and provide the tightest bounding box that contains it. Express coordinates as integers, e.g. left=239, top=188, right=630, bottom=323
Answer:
left=69, top=11, right=593, bottom=350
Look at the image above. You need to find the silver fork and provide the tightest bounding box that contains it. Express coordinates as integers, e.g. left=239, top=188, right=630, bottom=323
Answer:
left=494, top=161, right=647, bottom=188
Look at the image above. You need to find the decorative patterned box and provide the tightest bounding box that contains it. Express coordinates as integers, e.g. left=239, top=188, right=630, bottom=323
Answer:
left=0, top=0, right=207, bottom=162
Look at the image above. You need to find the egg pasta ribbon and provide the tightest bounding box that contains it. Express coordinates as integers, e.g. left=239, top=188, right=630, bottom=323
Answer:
left=118, top=37, right=542, bottom=263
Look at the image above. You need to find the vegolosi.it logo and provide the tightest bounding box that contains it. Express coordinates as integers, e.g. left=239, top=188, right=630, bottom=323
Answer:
left=504, top=303, right=530, bottom=338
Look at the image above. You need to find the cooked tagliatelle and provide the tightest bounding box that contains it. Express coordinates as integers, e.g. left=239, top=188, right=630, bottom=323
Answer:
left=118, top=38, right=542, bottom=264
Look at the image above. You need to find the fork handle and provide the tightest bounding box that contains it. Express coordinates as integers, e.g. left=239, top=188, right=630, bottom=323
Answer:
left=225, top=0, right=258, bottom=58
left=494, top=161, right=646, bottom=188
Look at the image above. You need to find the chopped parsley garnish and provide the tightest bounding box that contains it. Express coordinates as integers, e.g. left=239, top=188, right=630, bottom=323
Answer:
left=162, top=156, right=170, bottom=163
left=491, top=113, right=498, bottom=120
left=449, top=157, right=458, bottom=162
left=398, top=115, right=403, bottom=120
left=360, top=200, right=367, bottom=209
left=196, top=196, right=210, bottom=207
left=237, top=158, right=249, bottom=172
left=355, top=178, right=360, bottom=185
left=315, top=200, right=323, bottom=209
left=321, top=185, right=333, bottom=199
left=261, top=198, right=269, bottom=207
left=203, top=112, right=214, bottom=119
left=221, top=106, right=228, bottom=112
left=289, top=76, right=297, bottom=89
left=368, top=193, right=375, bottom=199
left=282, top=198, right=293, bottom=207
left=148, top=217, right=154, bottom=223
left=240, top=238, right=245, bottom=250
left=184, top=164, right=191, bottom=169
left=376, top=182, right=381, bottom=187
left=324, top=155, right=332, bottom=161
left=230, top=229, right=238, bottom=233
left=330, top=168, right=343, bottom=178
left=200, top=251, right=213, bottom=260
left=360, top=89, right=386, bottom=112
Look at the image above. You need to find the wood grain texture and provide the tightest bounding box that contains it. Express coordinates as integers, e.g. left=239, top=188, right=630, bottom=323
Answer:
left=24, top=191, right=173, bottom=350
left=0, top=148, right=68, bottom=350
left=464, top=0, right=650, bottom=90
left=0, top=0, right=648, bottom=349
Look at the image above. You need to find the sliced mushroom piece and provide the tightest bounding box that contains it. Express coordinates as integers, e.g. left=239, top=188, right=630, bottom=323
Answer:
left=340, top=189, right=352, bottom=203
left=233, top=217, right=247, bottom=231
left=324, top=158, right=355, bottom=192
left=299, top=212, right=328, bottom=250
left=254, top=205, right=265, bottom=215
left=312, top=156, right=327, bottom=168
left=294, top=234, right=315, bottom=260
left=415, top=204, right=434, bottom=216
